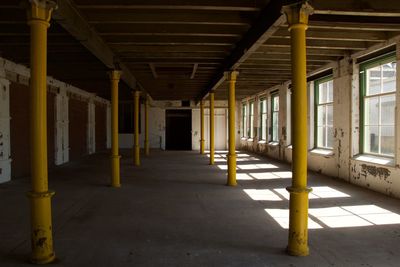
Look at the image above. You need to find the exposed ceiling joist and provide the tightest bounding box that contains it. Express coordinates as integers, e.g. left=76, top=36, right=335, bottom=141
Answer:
left=312, top=0, right=400, bottom=16
left=198, top=0, right=289, bottom=101
left=149, top=63, right=158, bottom=79
left=52, top=0, right=140, bottom=91
left=190, top=63, right=199, bottom=79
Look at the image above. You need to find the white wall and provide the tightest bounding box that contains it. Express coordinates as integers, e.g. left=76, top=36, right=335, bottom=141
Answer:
left=0, top=66, right=11, bottom=183
left=119, top=100, right=230, bottom=151
left=119, top=104, right=165, bottom=150
left=238, top=39, right=400, bottom=199
left=0, top=56, right=111, bottom=183
left=192, top=107, right=228, bottom=151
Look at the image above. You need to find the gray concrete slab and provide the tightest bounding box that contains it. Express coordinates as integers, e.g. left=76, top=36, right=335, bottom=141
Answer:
left=1, top=149, right=400, bottom=266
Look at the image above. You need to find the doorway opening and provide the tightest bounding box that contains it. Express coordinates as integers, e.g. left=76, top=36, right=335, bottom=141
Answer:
left=165, top=109, right=192, bottom=150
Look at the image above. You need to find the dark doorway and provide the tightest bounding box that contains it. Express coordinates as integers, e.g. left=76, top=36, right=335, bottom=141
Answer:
left=166, top=110, right=192, bottom=150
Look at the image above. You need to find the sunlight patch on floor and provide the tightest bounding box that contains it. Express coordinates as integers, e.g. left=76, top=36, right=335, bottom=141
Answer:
left=244, top=189, right=282, bottom=201
left=265, top=209, right=323, bottom=229
left=237, top=173, right=254, bottom=180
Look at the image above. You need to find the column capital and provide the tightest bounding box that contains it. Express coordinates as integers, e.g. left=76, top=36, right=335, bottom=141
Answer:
left=281, top=1, right=313, bottom=29
left=26, top=0, right=57, bottom=25
left=224, top=71, right=239, bottom=81
left=108, top=70, right=122, bottom=81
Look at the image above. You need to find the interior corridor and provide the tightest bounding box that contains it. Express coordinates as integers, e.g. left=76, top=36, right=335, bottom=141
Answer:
left=1, top=150, right=399, bottom=266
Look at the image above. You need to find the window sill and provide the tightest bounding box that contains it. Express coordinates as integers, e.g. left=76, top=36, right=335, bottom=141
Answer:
left=268, top=142, right=279, bottom=146
left=247, top=138, right=254, bottom=142
left=258, top=140, right=267, bottom=144
left=310, top=148, right=334, bottom=156
left=241, top=137, right=248, bottom=141
left=353, top=154, right=394, bottom=166
left=286, top=145, right=292, bottom=149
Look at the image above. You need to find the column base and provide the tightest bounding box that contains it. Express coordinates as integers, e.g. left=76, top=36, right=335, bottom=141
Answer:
left=27, top=190, right=56, bottom=264
left=226, top=153, right=237, bottom=186
left=286, top=186, right=312, bottom=256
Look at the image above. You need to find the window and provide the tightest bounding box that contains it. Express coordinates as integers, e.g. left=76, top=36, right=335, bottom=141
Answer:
left=315, top=76, right=334, bottom=149
left=249, top=101, right=254, bottom=138
left=360, top=53, right=396, bottom=157
left=242, top=103, right=247, bottom=137
left=271, top=93, right=279, bottom=142
left=259, top=98, right=267, bottom=141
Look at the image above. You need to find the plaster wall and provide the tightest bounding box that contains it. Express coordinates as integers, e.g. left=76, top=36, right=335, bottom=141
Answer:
left=238, top=41, right=400, bottom=198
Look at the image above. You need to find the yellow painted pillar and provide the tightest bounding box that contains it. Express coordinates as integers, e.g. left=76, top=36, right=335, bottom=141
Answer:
left=26, top=0, right=57, bottom=264
left=209, top=92, right=215, bottom=165
left=134, top=90, right=140, bottom=166
left=282, top=2, right=313, bottom=256
left=109, top=70, right=121, bottom=188
left=144, top=95, right=150, bottom=156
left=226, top=71, right=238, bottom=186
left=200, top=100, right=205, bottom=154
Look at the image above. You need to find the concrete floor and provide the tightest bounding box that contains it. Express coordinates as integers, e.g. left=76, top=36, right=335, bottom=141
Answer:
left=1, top=149, right=400, bottom=266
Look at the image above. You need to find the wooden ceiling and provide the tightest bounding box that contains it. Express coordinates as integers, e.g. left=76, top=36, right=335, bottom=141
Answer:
left=1, top=0, right=400, bottom=101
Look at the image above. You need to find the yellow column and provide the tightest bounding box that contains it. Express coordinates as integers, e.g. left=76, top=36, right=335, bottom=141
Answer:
left=109, top=70, right=121, bottom=188
left=26, top=0, right=57, bottom=264
left=200, top=100, right=205, bottom=154
left=282, top=2, right=313, bottom=256
left=134, top=90, right=140, bottom=166
left=209, top=92, right=215, bottom=165
left=226, top=71, right=238, bottom=186
left=144, top=95, right=150, bottom=156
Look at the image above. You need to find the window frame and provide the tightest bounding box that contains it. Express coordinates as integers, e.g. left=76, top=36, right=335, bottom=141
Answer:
left=314, top=75, right=334, bottom=149
left=359, top=52, right=397, bottom=157
left=270, top=93, right=279, bottom=143
left=249, top=100, right=255, bottom=138
left=259, top=97, right=267, bottom=141
left=242, top=102, right=248, bottom=138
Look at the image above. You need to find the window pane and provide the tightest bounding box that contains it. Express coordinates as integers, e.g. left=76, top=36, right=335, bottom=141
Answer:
left=381, top=94, right=395, bottom=125
left=273, top=96, right=279, bottom=111
left=382, top=62, right=396, bottom=93
left=381, top=126, right=395, bottom=155
left=317, top=105, right=325, bottom=127
left=327, top=104, right=333, bottom=126
left=327, top=80, right=334, bottom=102
left=319, top=82, right=328, bottom=104
left=364, top=97, right=379, bottom=126
left=262, top=100, right=267, bottom=113
left=317, top=126, right=325, bottom=148
left=273, top=112, right=278, bottom=141
left=364, top=126, right=379, bottom=154
left=367, top=66, right=381, bottom=96
left=262, top=114, right=267, bottom=140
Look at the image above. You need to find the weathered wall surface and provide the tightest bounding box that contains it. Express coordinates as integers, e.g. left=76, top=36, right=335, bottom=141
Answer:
left=1, top=57, right=111, bottom=181
left=238, top=41, right=400, bottom=199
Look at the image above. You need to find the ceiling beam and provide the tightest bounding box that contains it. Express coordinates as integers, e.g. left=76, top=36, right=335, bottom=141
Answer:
left=148, top=63, right=158, bottom=79
left=308, top=21, right=400, bottom=32
left=85, top=11, right=252, bottom=26
left=273, top=29, right=387, bottom=42
left=190, top=63, right=198, bottom=79
left=77, top=5, right=260, bottom=12
left=197, top=0, right=290, bottom=101
left=52, top=0, right=140, bottom=92
left=312, top=0, right=400, bottom=17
